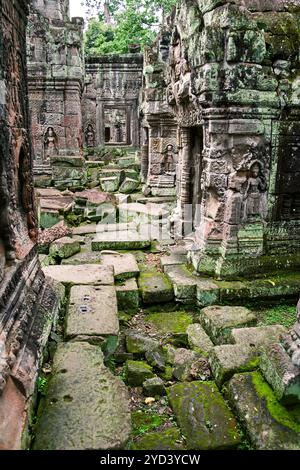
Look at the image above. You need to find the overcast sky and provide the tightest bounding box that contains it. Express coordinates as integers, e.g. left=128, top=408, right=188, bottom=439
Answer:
left=69, top=0, right=85, bottom=18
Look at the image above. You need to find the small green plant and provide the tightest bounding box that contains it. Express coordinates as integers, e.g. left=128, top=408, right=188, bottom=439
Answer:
left=37, top=376, right=48, bottom=396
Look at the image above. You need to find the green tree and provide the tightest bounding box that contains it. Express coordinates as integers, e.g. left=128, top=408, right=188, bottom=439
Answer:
left=83, top=0, right=176, bottom=56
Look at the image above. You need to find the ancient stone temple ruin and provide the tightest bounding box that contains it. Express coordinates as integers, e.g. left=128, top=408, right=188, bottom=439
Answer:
left=159, top=0, right=300, bottom=279
left=0, top=0, right=60, bottom=449
left=27, top=0, right=84, bottom=188
left=83, top=54, right=143, bottom=148
left=1, top=0, right=300, bottom=453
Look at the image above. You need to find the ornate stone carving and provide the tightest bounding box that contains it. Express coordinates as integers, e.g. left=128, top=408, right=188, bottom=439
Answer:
left=85, top=123, right=95, bottom=148
left=44, top=126, right=58, bottom=161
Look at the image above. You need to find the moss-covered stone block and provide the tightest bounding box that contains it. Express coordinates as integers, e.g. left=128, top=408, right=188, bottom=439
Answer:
left=49, top=237, right=81, bottom=260
left=143, top=377, right=166, bottom=397
left=125, top=332, right=159, bottom=355
left=146, top=311, right=193, bottom=344
left=167, top=381, right=241, bottom=450
left=138, top=272, right=174, bottom=304
left=125, top=360, right=155, bottom=387
left=226, top=372, right=300, bottom=450
left=116, top=279, right=140, bottom=312
left=199, top=305, right=257, bottom=344
left=187, top=323, right=214, bottom=355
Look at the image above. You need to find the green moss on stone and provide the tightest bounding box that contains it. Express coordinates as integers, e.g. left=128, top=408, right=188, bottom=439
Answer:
left=146, top=311, right=193, bottom=336
left=251, top=372, right=300, bottom=433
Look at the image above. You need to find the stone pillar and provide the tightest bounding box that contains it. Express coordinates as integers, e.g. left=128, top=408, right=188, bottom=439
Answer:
left=140, top=127, right=149, bottom=183
left=0, top=0, right=60, bottom=449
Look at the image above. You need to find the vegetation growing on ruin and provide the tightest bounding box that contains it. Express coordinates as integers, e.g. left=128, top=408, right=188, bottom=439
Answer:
left=83, top=0, right=176, bottom=55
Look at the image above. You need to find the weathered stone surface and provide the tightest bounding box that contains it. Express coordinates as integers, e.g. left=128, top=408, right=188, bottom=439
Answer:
left=72, top=224, right=98, bottom=235
left=230, top=325, right=286, bottom=346
left=125, top=360, right=155, bottom=387
left=146, top=311, right=193, bottom=344
left=161, top=253, right=187, bottom=268
left=187, top=324, right=214, bottom=355
left=101, top=252, right=139, bottom=280
left=116, top=279, right=140, bottom=312
left=125, top=332, right=159, bottom=355
left=210, top=343, right=259, bottom=387
left=164, top=265, right=219, bottom=306
left=119, top=178, right=140, bottom=194
left=43, top=264, right=114, bottom=285
left=49, top=237, right=81, bottom=260
left=92, top=231, right=151, bottom=251
left=227, top=372, right=300, bottom=450
left=132, top=427, right=184, bottom=450
left=61, top=247, right=102, bottom=265
left=34, top=343, right=131, bottom=450
left=138, top=272, right=174, bottom=304
left=100, top=177, right=120, bottom=193
left=199, top=306, right=257, bottom=344
left=171, top=348, right=211, bottom=382
left=66, top=285, right=119, bottom=339
left=143, top=377, right=166, bottom=397
left=168, top=381, right=241, bottom=450
left=260, top=343, right=300, bottom=405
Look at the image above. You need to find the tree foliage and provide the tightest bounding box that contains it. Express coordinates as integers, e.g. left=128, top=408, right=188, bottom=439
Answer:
left=82, top=0, right=176, bottom=56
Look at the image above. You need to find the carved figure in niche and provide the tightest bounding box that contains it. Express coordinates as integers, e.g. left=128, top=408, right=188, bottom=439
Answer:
left=163, top=144, right=176, bottom=173
left=85, top=124, right=95, bottom=148
left=243, top=162, right=267, bottom=220
left=44, top=127, right=58, bottom=162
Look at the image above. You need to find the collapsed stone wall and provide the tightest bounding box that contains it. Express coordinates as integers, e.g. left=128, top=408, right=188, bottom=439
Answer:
left=0, top=0, right=60, bottom=449
left=82, top=54, right=143, bottom=149
left=164, top=0, right=300, bottom=279
left=27, top=0, right=84, bottom=186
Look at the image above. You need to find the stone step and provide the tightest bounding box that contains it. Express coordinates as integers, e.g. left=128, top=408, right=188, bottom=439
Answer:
left=119, top=203, right=169, bottom=224
left=61, top=247, right=102, bottom=265
left=199, top=305, right=257, bottom=345
left=96, top=222, right=137, bottom=233
left=227, top=372, right=300, bottom=450
left=164, top=265, right=219, bottom=306
left=33, top=343, right=131, bottom=450
left=66, top=285, right=119, bottom=340
left=100, top=252, right=139, bottom=280
left=92, top=231, right=151, bottom=251
left=43, top=264, right=114, bottom=286
left=167, top=381, right=241, bottom=450
left=138, top=271, right=174, bottom=304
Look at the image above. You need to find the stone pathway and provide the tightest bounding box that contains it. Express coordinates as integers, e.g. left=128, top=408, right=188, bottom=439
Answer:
left=33, top=222, right=300, bottom=451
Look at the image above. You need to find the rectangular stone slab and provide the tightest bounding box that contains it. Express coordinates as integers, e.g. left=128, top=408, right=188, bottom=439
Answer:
left=116, top=278, right=140, bottom=311
left=92, top=231, right=151, bottom=251
left=100, top=253, right=140, bottom=280
left=138, top=272, right=174, bottom=304
left=33, top=343, right=131, bottom=450
left=43, top=264, right=114, bottom=285
left=167, top=381, right=241, bottom=450
left=226, top=372, right=300, bottom=450
left=199, top=305, right=257, bottom=344
left=66, top=285, right=119, bottom=338
left=230, top=324, right=286, bottom=346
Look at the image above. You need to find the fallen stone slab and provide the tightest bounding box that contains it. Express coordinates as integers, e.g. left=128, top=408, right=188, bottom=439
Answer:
left=43, top=264, right=114, bottom=286
left=199, top=305, right=257, bottom=344
left=49, top=237, right=81, bottom=260
left=226, top=372, right=300, bottom=450
left=143, top=377, right=166, bottom=397
left=33, top=343, right=131, bottom=450
left=61, top=247, right=102, bottom=265
left=100, top=177, right=120, bottom=193
left=101, top=253, right=139, bottom=280
left=125, top=331, right=159, bottom=355
left=138, top=272, right=174, bottom=304
left=210, top=343, right=259, bottom=387
left=230, top=325, right=287, bottom=346
left=187, top=324, right=214, bottom=355
left=146, top=311, right=193, bottom=345
left=164, top=265, right=219, bottom=306
left=161, top=253, right=187, bottom=269
left=119, top=202, right=169, bottom=223
left=260, top=343, right=300, bottom=405
left=74, top=189, right=116, bottom=206
left=116, top=279, right=140, bottom=312
left=92, top=231, right=151, bottom=251
left=167, top=381, right=241, bottom=450
left=66, top=285, right=119, bottom=339
left=96, top=222, right=137, bottom=233
left=119, top=178, right=140, bottom=194
left=132, top=427, right=184, bottom=450
left=125, top=360, right=155, bottom=387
